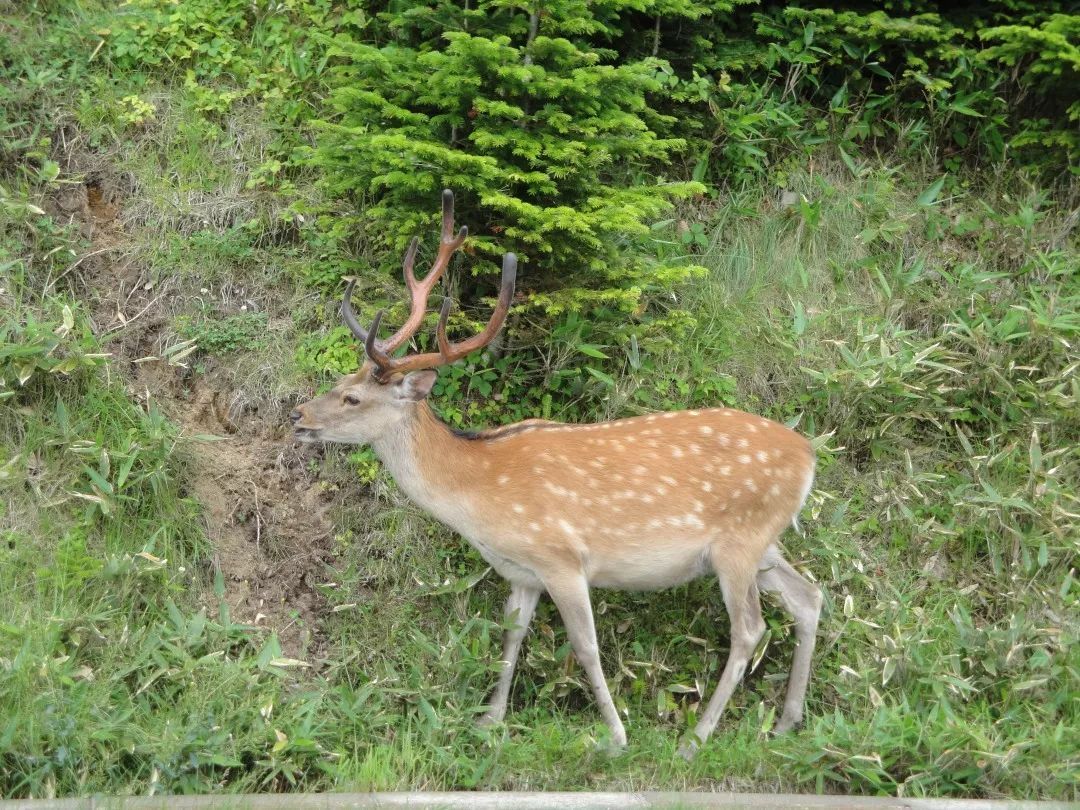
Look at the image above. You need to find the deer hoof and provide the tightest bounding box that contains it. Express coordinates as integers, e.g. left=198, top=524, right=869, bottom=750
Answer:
left=476, top=712, right=501, bottom=729
left=677, top=739, right=699, bottom=762
left=595, top=737, right=627, bottom=758
left=772, top=714, right=802, bottom=735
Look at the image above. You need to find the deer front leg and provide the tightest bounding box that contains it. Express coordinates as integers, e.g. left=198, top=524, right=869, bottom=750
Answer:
left=479, top=583, right=541, bottom=726
left=545, top=574, right=627, bottom=748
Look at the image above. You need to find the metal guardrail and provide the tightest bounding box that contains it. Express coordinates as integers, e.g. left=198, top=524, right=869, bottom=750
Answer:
left=1, top=793, right=1075, bottom=810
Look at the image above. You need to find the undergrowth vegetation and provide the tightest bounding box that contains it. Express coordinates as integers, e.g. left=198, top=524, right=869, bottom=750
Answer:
left=1, top=0, right=1077, bottom=800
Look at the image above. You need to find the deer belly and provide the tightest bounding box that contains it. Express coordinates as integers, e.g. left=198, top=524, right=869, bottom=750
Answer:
left=470, top=537, right=544, bottom=589
left=587, top=540, right=712, bottom=591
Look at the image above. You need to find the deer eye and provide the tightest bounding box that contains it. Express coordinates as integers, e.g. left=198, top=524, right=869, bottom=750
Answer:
left=343, top=393, right=361, bottom=406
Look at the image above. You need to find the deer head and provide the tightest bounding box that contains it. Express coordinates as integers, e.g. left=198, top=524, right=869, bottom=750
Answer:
left=291, top=190, right=516, bottom=446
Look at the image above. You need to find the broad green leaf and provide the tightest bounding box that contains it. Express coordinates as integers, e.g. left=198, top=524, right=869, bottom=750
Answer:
left=577, top=344, right=609, bottom=359
left=585, top=366, right=615, bottom=387
left=837, top=144, right=858, bottom=176
left=949, top=104, right=984, bottom=118
left=918, top=175, right=947, bottom=207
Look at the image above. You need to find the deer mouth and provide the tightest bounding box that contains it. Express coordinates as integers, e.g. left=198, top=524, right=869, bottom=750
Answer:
left=292, top=426, right=321, bottom=443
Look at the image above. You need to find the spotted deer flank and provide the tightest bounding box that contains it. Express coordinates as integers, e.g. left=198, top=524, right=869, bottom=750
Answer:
left=291, top=190, right=823, bottom=759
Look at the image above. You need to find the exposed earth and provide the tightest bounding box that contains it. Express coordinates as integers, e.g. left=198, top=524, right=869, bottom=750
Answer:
left=52, top=159, right=341, bottom=660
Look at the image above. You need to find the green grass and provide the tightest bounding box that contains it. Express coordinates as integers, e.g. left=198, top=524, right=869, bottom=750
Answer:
left=1, top=0, right=1077, bottom=801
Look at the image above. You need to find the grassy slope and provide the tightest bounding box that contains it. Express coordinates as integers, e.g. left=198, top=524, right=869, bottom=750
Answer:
left=1, top=1, right=1077, bottom=800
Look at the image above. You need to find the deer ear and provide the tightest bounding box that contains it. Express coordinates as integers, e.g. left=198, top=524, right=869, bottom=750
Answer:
left=394, top=369, right=438, bottom=402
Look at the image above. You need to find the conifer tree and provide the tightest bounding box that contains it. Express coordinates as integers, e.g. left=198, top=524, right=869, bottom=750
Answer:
left=309, top=1, right=712, bottom=316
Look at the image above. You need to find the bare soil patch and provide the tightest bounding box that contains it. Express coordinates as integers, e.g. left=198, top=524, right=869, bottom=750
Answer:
left=170, top=385, right=335, bottom=661
left=56, top=170, right=339, bottom=661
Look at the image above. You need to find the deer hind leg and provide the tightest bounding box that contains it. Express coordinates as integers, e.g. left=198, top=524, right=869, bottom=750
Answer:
left=480, top=583, right=541, bottom=726
left=544, top=573, right=627, bottom=748
left=678, top=551, right=766, bottom=761
left=756, top=544, right=823, bottom=734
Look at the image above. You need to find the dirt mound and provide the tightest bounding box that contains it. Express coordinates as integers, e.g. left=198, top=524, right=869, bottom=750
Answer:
left=58, top=173, right=339, bottom=661
left=174, top=382, right=335, bottom=660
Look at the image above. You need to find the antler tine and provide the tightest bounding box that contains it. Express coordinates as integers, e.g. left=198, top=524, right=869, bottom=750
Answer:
left=361, top=308, right=421, bottom=383
left=441, top=187, right=457, bottom=242
left=363, top=309, right=388, bottom=367
left=435, top=297, right=454, bottom=358
left=341, top=278, right=370, bottom=342
left=434, top=252, right=517, bottom=363
left=401, top=236, right=420, bottom=290
left=378, top=189, right=468, bottom=354
left=341, top=279, right=396, bottom=367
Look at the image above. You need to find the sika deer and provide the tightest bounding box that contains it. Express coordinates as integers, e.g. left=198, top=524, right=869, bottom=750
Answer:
left=291, top=190, right=823, bottom=758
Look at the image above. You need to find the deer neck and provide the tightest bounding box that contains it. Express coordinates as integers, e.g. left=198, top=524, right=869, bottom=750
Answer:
left=370, top=402, right=482, bottom=520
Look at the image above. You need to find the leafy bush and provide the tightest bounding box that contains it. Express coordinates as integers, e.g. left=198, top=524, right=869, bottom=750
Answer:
left=177, top=311, right=269, bottom=355
left=978, top=13, right=1080, bottom=166
left=106, top=0, right=351, bottom=123
left=637, top=4, right=1079, bottom=184
left=0, top=304, right=106, bottom=396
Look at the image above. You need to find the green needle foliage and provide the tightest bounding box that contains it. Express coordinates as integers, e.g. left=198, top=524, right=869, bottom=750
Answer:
left=307, top=0, right=706, bottom=319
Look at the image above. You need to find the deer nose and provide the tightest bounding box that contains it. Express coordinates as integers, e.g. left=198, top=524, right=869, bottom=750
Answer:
left=289, top=409, right=302, bottom=425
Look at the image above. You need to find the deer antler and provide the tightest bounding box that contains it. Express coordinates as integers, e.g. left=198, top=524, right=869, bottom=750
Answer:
left=364, top=252, right=516, bottom=380
left=341, top=190, right=517, bottom=383
left=342, top=189, right=467, bottom=355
